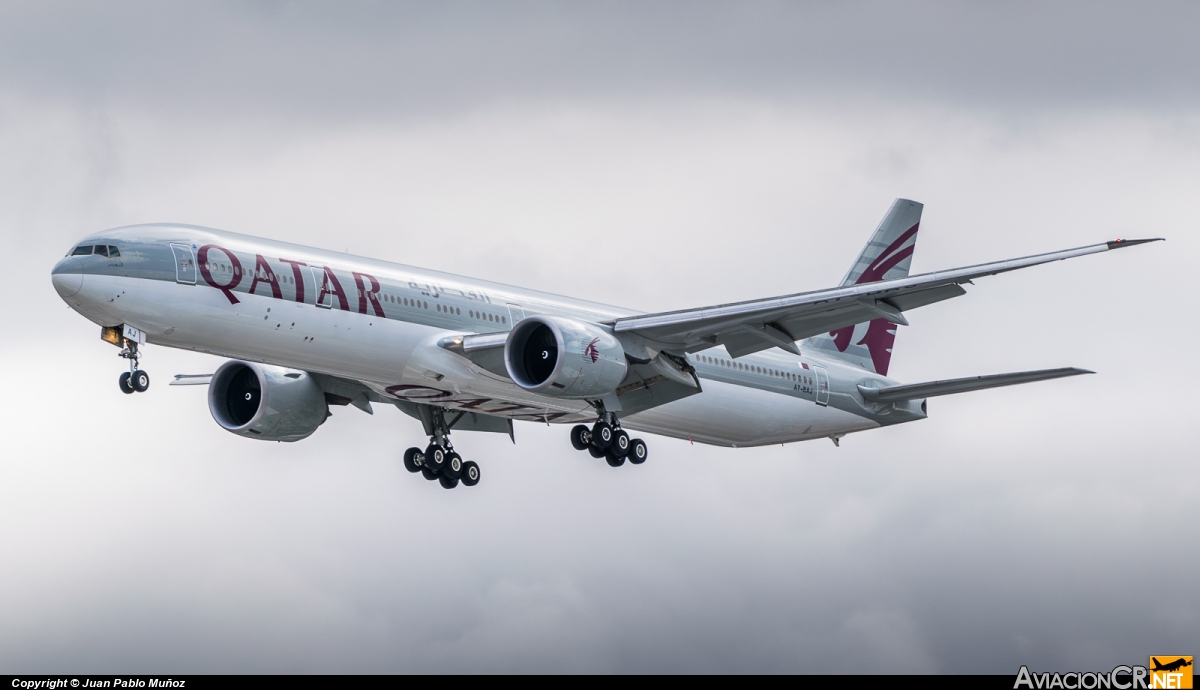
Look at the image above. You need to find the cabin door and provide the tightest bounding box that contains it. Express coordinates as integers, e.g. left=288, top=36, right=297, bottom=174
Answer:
left=507, top=303, right=525, bottom=327
left=814, top=365, right=830, bottom=406
left=170, top=244, right=196, bottom=285
left=310, top=266, right=333, bottom=308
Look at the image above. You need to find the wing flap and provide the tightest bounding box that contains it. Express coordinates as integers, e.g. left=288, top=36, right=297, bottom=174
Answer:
left=858, top=367, right=1093, bottom=403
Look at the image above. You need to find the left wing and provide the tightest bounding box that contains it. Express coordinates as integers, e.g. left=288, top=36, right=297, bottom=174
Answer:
left=611, top=238, right=1161, bottom=358
left=858, top=367, right=1092, bottom=403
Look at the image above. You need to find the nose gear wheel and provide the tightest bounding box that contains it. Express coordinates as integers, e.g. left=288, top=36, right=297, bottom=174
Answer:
left=116, top=337, right=150, bottom=394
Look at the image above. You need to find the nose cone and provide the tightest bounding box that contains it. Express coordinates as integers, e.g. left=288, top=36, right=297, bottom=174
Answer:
left=52, top=257, right=84, bottom=298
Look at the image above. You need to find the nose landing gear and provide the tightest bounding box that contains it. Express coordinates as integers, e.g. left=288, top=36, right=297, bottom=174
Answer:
left=117, top=339, right=149, bottom=394
left=570, top=401, right=648, bottom=467
left=401, top=406, right=482, bottom=489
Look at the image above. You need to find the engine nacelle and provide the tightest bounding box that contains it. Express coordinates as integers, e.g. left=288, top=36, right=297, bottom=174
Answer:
left=505, top=315, right=627, bottom=399
left=208, top=360, right=328, bottom=442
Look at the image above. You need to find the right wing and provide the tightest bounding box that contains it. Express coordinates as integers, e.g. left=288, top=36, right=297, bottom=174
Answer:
left=612, top=238, right=1162, bottom=358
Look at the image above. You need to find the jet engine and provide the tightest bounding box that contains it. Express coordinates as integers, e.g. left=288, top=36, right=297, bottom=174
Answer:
left=505, top=315, right=627, bottom=399
left=208, top=360, right=328, bottom=441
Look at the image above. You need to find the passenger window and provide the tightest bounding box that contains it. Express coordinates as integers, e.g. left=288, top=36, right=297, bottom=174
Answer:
left=72, top=245, right=93, bottom=256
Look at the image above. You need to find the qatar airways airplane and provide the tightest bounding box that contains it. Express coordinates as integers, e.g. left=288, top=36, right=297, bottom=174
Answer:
left=50, top=199, right=1159, bottom=488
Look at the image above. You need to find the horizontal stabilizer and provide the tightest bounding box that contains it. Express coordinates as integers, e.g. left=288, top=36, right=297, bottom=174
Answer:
left=858, top=367, right=1093, bottom=403
left=170, top=374, right=213, bottom=386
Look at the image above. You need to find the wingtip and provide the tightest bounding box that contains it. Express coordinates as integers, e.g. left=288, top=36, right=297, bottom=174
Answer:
left=1106, top=237, right=1165, bottom=249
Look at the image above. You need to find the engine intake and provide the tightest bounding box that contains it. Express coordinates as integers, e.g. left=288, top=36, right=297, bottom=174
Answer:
left=505, top=315, right=627, bottom=399
left=208, top=360, right=328, bottom=442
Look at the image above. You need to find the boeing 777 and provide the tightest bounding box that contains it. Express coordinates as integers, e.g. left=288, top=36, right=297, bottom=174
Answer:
left=50, top=199, right=1160, bottom=488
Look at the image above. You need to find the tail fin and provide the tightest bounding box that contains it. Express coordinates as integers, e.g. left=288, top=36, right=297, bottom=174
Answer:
left=805, top=198, right=922, bottom=376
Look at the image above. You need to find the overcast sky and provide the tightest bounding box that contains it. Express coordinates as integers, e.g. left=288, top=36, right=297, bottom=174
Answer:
left=1, top=1, right=1196, bottom=674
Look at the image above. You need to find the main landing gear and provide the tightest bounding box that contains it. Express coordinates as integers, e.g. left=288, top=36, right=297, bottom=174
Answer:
left=402, top=406, right=481, bottom=489
left=570, top=402, right=648, bottom=468
left=117, top=340, right=150, bottom=395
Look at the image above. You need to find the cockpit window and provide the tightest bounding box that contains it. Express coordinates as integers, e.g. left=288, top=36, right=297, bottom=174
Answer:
left=68, top=244, right=120, bottom=257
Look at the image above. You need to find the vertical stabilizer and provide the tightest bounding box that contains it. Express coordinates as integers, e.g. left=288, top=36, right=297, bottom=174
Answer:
left=805, top=198, right=922, bottom=376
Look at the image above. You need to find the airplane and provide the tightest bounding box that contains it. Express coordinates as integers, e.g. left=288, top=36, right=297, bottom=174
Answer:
left=50, top=199, right=1160, bottom=489
left=1151, top=658, right=1193, bottom=673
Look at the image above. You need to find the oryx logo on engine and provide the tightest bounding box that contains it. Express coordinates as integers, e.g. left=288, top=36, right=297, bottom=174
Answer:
left=584, top=337, right=600, bottom=363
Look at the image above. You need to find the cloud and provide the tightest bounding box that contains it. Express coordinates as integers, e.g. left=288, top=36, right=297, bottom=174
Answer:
left=1, top=1, right=1198, bottom=673
left=3, top=1, right=1200, bottom=124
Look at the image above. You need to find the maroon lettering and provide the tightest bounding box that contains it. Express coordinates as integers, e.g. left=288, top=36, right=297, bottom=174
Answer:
left=352, top=271, right=385, bottom=317
left=197, top=245, right=242, bottom=304
left=513, top=412, right=570, bottom=423
left=485, top=402, right=534, bottom=414
left=316, top=266, right=349, bottom=311
left=451, top=398, right=493, bottom=410
left=248, top=254, right=282, bottom=300
left=279, top=258, right=307, bottom=303
left=385, top=384, right=452, bottom=399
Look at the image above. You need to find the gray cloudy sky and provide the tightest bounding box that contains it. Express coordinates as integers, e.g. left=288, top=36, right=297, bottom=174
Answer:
left=1, top=1, right=1196, bottom=674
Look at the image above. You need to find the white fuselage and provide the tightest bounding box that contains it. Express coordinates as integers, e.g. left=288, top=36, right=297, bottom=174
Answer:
left=54, top=224, right=888, bottom=447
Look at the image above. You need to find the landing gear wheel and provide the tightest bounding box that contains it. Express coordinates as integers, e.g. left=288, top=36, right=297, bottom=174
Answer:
left=421, top=465, right=439, bottom=481
left=570, top=425, right=591, bottom=451
left=439, top=475, right=460, bottom=489
left=605, top=450, right=626, bottom=467
left=461, top=461, right=480, bottom=487
left=424, top=444, right=446, bottom=474
left=403, top=447, right=424, bottom=474
left=588, top=445, right=607, bottom=459
left=119, top=372, right=135, bottom=394
left=132, top=370, right=150, bottom=392
left=591, top=421, right=613, bottom=449
left=442, top=452, right=463, bottom=480
left=628, top=438, right=648, bottom=465
left=611, top=430, right=630, bottom=458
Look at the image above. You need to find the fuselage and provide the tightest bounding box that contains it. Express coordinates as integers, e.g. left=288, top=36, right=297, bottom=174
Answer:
left=51, top=224, right=921, bottom=447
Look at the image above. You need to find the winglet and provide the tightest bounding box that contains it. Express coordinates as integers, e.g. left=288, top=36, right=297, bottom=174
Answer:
left=1106, top=237, right=1165, bottom=250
